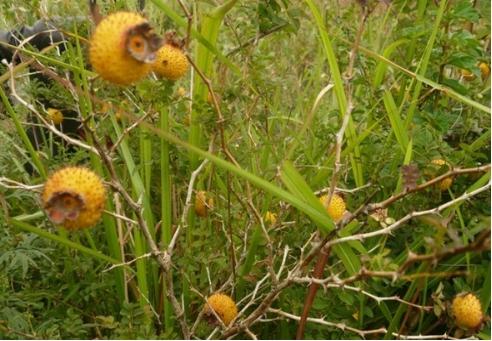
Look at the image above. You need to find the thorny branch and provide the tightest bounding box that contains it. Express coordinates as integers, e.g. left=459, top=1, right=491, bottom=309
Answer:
left=366, top=164, right=491, bottom=212
left=328, top=182, right=490, bottom=247
left=83, top=121, right=191, bottom=339
left=268, top=308, right=463, bottom=340
left=398, top=228, right=491, bottom=273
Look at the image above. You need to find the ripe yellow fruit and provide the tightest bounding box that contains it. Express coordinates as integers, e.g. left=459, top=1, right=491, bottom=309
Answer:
left=42, top=167, right=106, bottom=230
left=431, top=159, right=453, bottom=191
left=47, top=108, right=64, bottom=124
left=319, top=193, right=346, bottom=222
left=461, top=69, right=476, bottom=81
left=176, top=86, right=187, bottom=97
left=89, top=12, right=153, bottom=85
left=195, top=190, right=213, bottom=217
left=264, top=211, right=277, bottom=225
left=152, top=44, right=189, bottom=80
left=451, top=292, right=483, bottom=330
left=479, top=62, right=490, bottom=80
left=204, top=293, right=238, bottom=326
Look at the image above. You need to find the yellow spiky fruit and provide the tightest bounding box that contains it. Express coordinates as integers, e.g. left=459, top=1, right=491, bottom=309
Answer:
left=89, top=12, right=151, bottom=85
left=47, top=108, right=64, bottom=124
left=479, top=62, right=490, bottom=80
left=42, top=166, right=106, bottom=230
left=152, top=44, right=189, bottom=80
left=264, top=211, right=277, bottom=225
left=431, top=159, right=453, bottom=191
left=451, top=292, right=484, bottom=330
left=319, top=193, right=346, bottom=222
left=204, top=293, right=238, bottom=326
left=195, top=190, right=213, bottom=217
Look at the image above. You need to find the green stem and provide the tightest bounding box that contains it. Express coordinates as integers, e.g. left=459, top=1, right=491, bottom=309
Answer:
left=111, top=116, right=152, bottom=308
left=404, top=0, right=447, bottom=127
left=160, top=104, right=173, bottom=331
left=0, top=87, right=47, bottom=179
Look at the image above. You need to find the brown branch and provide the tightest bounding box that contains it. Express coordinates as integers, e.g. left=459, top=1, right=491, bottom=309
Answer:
left=367, top=164, right=491, bottom=212
left=175, top=0, right=193, bottom=49
left=222, top=279, right=292, bottom=338
left=398, top=228, right=491, bottom=273
left=296, top=246, right=331, bottom=339
left=328, top=182, right=490, bottom=246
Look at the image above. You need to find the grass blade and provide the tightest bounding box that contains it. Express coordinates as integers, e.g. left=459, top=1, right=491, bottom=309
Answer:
left=304, top=0, right=364, bottom=186
left=404, top=0, right=448, bottom=127
left=10, top=219, right=120, bottom=265
left=383, top=90, right=409, bottom=153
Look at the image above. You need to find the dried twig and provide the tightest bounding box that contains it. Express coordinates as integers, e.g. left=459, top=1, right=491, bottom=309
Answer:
left=0, top=177, right=43, bottom=191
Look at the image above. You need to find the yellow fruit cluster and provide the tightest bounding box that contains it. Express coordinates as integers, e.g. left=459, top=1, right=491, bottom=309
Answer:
left=89, top=11, right=189, bottom=85
left=90, top=12, right=152, bottom=85
left=47, top=108, right=64, bottom=124
left=204, top=293, right=238, bottom=326
left=319, top=193, right=346, bottom=222
left=430, top=159, right=453, bottom=191
left=264, top=211, right=277, bottom=225
left=479, top=62, right=490, bottom=80
left=195, top=190, right=213, bottom=217
left=152, top=44, right=189, bottom=80
left=42, top=167, right=106, bottom=230
left=452, top=292, right=483, bottom=330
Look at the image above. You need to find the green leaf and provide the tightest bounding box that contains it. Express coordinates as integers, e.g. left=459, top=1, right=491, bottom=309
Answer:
left=332, top=244, right=361, bottom=275
left=373, top=39, right=409, bottom=88
left=449, top=1, right=480, bottom=22
left=447, top=52, right=480, bottom=71
left=480, top=262, right=491, bottom=312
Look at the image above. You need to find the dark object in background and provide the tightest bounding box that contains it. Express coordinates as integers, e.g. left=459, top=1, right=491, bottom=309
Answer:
left=0, top=20, right=66, bottom=63
left=0, top=19, right=83, bottom=175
